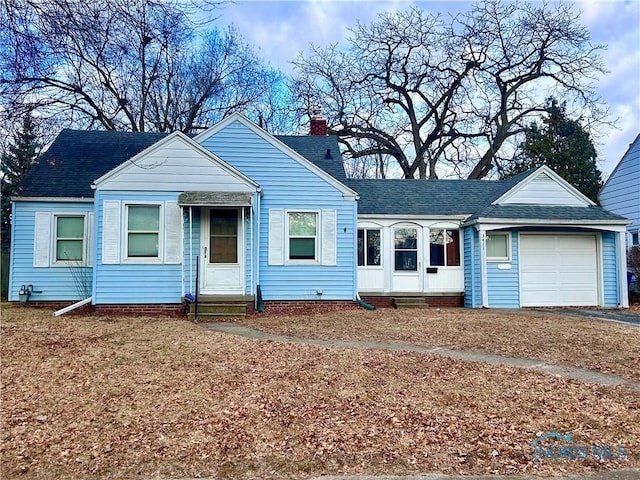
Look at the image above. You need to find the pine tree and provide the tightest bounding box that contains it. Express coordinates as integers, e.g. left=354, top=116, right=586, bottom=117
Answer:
left=1, top=114, right=42, bottom=252
left=503, top=98, right=603, bottom=203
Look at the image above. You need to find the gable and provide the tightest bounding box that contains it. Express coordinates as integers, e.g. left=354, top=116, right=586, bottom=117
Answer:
left=195, top=113, right=357, bottom=199
left=494, top=167, right=592, bottom=207
left=93, top=132, right=257, bottom=193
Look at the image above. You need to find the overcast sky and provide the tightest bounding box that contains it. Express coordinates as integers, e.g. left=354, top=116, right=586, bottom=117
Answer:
left=216, top=0, right=640, bottom=177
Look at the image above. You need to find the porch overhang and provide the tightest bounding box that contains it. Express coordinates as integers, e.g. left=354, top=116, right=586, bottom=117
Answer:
left=177, top=191, right=252, bottom=207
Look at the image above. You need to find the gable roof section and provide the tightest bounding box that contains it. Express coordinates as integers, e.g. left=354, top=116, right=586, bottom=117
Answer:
left=16, top=129, right=167, bottom=198
left=92, top=131, right=258, bottom=192
left=194, top=113, right=357, bottom=199
left=600, top=133, right=640, bottom=194
left=493, top=165, right=594, bottom=206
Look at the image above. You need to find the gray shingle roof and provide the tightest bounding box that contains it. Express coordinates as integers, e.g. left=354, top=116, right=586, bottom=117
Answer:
left=347, top=171, right=532, bottom=216
left=467, top=204, right=628, bottom=223
left=17, top=129, right=168, bottom=198
left=14, top=129, right=627, bottom=225
left=276, top=135, right=347, bottom=182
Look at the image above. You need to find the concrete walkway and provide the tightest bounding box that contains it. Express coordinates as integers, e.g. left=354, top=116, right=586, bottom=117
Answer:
left=201, top=322, right=640, bottom=393
left=309, top=470, right=640, bottom=480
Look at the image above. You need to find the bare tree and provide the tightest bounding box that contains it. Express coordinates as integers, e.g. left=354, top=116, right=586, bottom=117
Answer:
left=291, top=0, right=608, bottom=179
left=0, top=0, right=285, bottom=133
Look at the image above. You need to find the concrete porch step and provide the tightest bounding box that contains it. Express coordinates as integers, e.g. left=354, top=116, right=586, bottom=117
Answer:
left=188, top=302, right=247, bottom=320
left=392, top=297, right=429, bottom=309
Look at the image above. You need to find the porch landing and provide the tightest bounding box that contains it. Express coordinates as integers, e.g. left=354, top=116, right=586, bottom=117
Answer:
left=188, top=295, right=254, bottom=321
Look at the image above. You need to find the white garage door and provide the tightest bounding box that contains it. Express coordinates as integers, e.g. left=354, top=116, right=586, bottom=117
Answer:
left=520, top=234, right=598, bottom=307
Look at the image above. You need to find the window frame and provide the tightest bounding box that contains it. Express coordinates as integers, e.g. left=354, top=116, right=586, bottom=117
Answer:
left=632, top=231, right=639, bottom=247
left=393, top=227, right=419, bottom=272
left=357, top=228, right=382, bottom=267
left=429, top=228, right=461, bottom=267
left=123, top=202, right=163, bottom=263
left=286, top=210, right=319, bottom=264
left=486, top=232, right=511, bottom=262
left=52, top=214, right=86, bottom=265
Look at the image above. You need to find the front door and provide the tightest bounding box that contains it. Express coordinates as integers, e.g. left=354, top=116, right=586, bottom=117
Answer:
left=202, top=208, right=244, bottom=294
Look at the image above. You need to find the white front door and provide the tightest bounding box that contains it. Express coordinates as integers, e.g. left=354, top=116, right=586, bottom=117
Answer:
left=201, top=208, right=244, bottom=294
left=391, top=226, right=422, bottom=292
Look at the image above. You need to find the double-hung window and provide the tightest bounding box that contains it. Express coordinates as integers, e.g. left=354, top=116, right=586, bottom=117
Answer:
left=288, top=212, right=317, bottom=261
left=486, top=232, right=511, bottom=262
left=126, top=205, right=160, bottom=259
left=429, top=229, right=460, bottom=267
left=54, top=215, right=85, bottom=262
left=358, top=228, right=381, bottom=266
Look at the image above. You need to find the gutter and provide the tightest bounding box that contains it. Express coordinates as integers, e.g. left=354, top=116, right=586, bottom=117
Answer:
left=53, top=297, right=92, bottom=317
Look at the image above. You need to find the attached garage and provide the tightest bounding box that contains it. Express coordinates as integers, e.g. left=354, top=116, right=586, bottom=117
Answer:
left=519, top=234, right=598, bottom=307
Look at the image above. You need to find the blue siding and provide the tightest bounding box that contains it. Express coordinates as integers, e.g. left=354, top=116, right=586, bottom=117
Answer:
left=9, top=201, right=93, bottom=302
left=463, top=227, right=481, bottom=307
left=94, top=191, right=183, bottom=304
left=600, top=135, right=640, bottom=235
left=486, top=232, right=519, bottom=308
left=200, top=120, right=357, bottom=301
left=602, top=231, right=619, bottom=307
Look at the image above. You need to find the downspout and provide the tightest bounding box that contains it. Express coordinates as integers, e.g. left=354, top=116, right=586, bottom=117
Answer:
left=479, top=228, right=489, bottom=308
left=354, top=207, right=375, bottom=310
left=250, top=200, right=254, bottom=299
left=54, top=297, right=92, bottom=317
left=617, top=230, right=630, bottom=308
left=256, top=188, right=264, bottom=312
left=189, top=207, right=193, bottom=294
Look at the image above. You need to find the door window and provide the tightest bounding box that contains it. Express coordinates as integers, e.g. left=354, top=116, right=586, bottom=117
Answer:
left=210, top=210, right=238, bottom=263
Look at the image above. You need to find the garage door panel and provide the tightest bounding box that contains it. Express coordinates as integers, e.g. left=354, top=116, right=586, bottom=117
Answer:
left=520, top=234, right=598, bottom=307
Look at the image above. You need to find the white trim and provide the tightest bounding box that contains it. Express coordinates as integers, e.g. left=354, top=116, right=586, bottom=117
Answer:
left=285, top=210, right=320, bottom=265
left=617, top=231, right=630, bottom=308
left=479, top=229, right=489, bottom=308
left=464, top=219, right=628, bottom=230
left=123, top=202, right=163, bottom=264
left=486, top=232, right=511, bottom=262
left=52, top=213, right=88, bottom=266
left=493, top=165, right=595, bottom=206
left=358, top=214, right=468, bottom=221
left=13, top=197, right=94, bottom=203
left=194, top=113, right=358, bottom=200
left=92, top=131, right=259, bottom=191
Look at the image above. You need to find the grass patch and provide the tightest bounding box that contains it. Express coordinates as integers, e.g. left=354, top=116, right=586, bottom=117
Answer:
left=1, top=307, right=639, bottom=479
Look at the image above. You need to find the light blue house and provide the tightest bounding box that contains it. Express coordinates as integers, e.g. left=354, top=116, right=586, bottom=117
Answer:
left=8, top=114, right=630, bottom=312
left=600, top=134, right=640, bottom=250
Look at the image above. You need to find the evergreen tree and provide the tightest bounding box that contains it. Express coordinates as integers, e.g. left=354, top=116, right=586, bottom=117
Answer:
left=1, top=114, right=41, bottom=252
left=503, top=98, right=603, bottom=203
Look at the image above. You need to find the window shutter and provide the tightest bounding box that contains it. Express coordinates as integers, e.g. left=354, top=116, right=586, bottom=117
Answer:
left=164, top=201, right=182, bottom=264
left=33, top=212, right=51, bottom=267
left=86, top=213, right=95, bottom=267
left=102, top=200, right=121, bottom=264
left=268, top=209, right=284, bottom=265
left=321, top=209, right=337, bottom=266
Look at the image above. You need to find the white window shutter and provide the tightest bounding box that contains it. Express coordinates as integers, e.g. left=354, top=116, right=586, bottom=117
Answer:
left=86, top=213, right=95, bottom=267
left=268, top=209, right=284, bottom=265
left=102, top=200, right=121, bottom=264
left=33, top=212, right=51, bottom=267
left=164, top=201, right=182, bottom=264
left=321, top=209, right=337, bottom=266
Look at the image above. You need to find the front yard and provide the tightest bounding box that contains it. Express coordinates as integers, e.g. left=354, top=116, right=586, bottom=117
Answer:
left=1, top=306, right=639, bottom=479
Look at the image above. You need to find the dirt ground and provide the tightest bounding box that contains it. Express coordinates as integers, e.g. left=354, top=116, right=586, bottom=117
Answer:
left=1, top=306, right=639, bottom=479
left=240, top=307, right=640, bottom=383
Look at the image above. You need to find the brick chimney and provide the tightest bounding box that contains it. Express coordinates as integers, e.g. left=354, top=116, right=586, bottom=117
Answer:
left=310, top=109, right=328, bottom=136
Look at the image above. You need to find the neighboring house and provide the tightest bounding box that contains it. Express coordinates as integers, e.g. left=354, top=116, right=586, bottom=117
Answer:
left=8, top=114, right=630, bottom=311
left=599, top=134, right=640, bottom=251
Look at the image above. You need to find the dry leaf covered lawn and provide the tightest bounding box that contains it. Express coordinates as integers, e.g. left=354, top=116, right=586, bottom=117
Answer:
left=1, top=306, right=639, bottom=480
left=242, top=308, right=640, bottom=383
